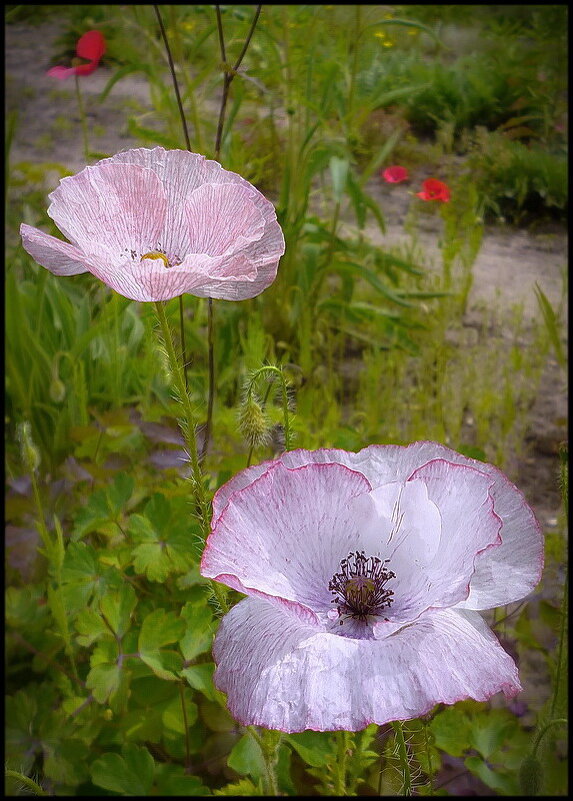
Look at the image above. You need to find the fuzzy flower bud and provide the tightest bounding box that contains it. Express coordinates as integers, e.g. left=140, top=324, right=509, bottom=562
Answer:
left=49, top=377, right=66, bottom=403
left=238, top=393, right=270, bottom=449
left=17, top=421, right=41, bottom=473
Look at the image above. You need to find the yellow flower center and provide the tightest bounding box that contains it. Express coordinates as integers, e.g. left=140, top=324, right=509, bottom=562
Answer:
left=141, top=251, right=170, bottom=268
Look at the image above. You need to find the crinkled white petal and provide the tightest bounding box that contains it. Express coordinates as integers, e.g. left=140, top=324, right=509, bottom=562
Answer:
left=103, top=147, right=285, bottom=263
left=212, top=597, right=521, bottom=732
left=185, top=183, right=265, bottom=256
left=19, top=224, right=89, bottom=276
left=211, top=444, right=542, bottom=609
left=48, top=163, right=166, bottom=256
left=23, top=147, right=285, bottom=302
left=201, top=461, right=373, bottom=614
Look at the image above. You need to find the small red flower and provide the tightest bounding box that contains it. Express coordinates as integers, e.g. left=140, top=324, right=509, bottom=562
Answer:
left=47, top=30, right=106, bottom=80
left=382, top=165, right=409, bottom=183
left=416, top=178, right=451, bottom=202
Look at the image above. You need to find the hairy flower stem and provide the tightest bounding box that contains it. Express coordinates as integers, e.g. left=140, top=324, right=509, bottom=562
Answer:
left=201, top=297, right=215, bottom=461
left=334, top=731, right=351, bottom=795
left=249, top=727, right=281, bottom=795
left=154, top=302, right=208, bottom=530
left=74, top=75, right=89, bottom=162
left=154, top=301, right=228, bottom=611
left=154, top=4, right=192, bottom=391
left=391, top=721, right=412, bottom=796
left=5, top=770, right=48, bottom=796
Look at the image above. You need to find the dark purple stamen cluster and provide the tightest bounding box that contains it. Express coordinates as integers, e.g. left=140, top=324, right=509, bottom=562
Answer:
left=329, top=550, right=395, bottom=623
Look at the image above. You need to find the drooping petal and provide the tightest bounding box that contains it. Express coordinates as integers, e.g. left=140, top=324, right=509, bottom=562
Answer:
left=70, top=62, right=100, bottom=77
left=19, top=224, right=89, bottom=276
left=210, top=444, right=543, bottom=609
left=212, top=597, right=521, bottom=732
left=201, top=461, right=372, bottom=615
left=47, top=162, right=166, bottom=256
left=46, top=66, right=77, bottom=80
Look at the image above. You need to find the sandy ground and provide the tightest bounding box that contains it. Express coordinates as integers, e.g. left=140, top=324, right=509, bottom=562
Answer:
left=6, top=20, right=567, bottom=535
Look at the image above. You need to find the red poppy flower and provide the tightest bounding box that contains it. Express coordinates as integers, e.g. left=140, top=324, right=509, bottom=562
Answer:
left=47, top=30, right=105, bottom=80
left=382, top=165, right=409, bottom=184
left=416, top=178, right=451, bottom=202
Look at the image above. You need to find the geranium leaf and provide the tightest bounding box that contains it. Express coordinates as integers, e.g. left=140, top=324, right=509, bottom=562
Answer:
left=86, top=663, right=122, bottom=704
left=90, top=743, right=155, bottom=795
left=228, top=733, right=265, bottom=781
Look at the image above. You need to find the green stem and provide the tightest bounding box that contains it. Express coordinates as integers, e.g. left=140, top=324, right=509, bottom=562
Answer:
left=179, top=295, right=189, bottom=392
left=5, top=770, right=48, bottom=796
left=154, top=300, right=209, bottom=535
left=154, top=301, right=228, bottom=613
left=201, top=297, right=215, bottom=461
left=74, top=74, right=89, bottom=162
left=334, top=731, right=350, bottom=795
left=532, top=718, right=568, bottom=757
left=179, top=682, right=192, bottom=774
left=249, top=727, right=281, bottom=795
left=391, top=721, right=412, bottom=796
left=347, top=5, right=362, bottom=129
left=422, top=718, right=434, bottom=795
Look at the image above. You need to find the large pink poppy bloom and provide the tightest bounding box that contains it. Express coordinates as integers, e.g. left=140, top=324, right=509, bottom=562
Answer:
left=20, top=147, right=285, bottom=302
left=47, top=30, right=106, bottom=79
left=201, top=441, right=543, bottom=732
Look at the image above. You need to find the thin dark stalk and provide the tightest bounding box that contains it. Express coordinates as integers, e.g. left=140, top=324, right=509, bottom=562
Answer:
left=153, top=4, right=192, bottom=150
left=205, top=4, right=261, bottom=460
left=154, top=4, right=191, bottom=390
left=213, top=4, right=262, bottom=159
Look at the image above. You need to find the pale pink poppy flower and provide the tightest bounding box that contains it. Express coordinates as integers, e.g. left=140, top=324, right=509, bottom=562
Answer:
left=201, top=441, right=543, bottom=732
left=20, top=147, right=285, bottom=302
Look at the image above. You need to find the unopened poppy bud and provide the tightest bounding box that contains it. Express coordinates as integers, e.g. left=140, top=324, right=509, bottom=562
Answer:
left=238, top=394, right=269, bottom=449
left=17, top=422, right=41, bottom=473
left=49, top=377, right=66, bottom=403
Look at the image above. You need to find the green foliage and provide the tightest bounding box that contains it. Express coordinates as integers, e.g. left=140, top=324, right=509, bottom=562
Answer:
left=5, top=2, right=568, bottom=796
left=467, top=129, right=568, bottom=223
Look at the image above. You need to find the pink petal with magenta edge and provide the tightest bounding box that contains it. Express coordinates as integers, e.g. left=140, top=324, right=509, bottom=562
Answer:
left=201, top=461, right=373, bottom=614
left=210, top=443, right=543, bottom=610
